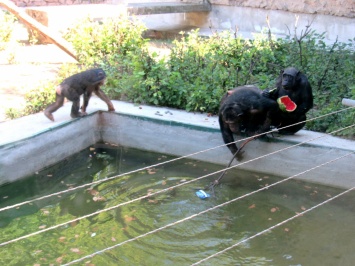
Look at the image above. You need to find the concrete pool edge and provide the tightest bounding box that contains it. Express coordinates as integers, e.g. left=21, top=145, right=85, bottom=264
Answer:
left=0, top=98, right=354, bottom=188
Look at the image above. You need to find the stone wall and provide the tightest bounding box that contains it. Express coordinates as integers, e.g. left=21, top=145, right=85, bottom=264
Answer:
left=10, top=0, right=355, bottom=18
left=11, top=0, right=108, bottom=7
left=210, top=0, right=355, bottom=18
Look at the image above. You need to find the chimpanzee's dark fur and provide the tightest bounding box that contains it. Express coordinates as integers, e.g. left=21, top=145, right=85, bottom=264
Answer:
left=263, top=67, right=313, bottom=134
left=219, top=85, right=278, bottom=158
left=44, top=68, right=115, bottom=121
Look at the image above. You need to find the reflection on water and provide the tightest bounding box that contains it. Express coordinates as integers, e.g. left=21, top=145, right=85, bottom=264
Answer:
left=0, top=143, right=354, bottom=265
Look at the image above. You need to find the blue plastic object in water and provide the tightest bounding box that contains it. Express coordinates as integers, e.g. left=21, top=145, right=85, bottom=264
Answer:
left=195, top=190, right=210, bottom=199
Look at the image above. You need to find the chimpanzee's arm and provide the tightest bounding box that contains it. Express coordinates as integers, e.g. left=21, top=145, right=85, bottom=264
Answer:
left=262, top=87, right=279, bottom=100
left=93, top=87, right=115, bottom=111
left=297, top=77, right=313, bottom=114
left=219, top=115, right=239, bottom=155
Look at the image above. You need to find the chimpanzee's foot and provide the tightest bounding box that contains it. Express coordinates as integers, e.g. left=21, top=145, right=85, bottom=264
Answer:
left=44, top=111, right=55, bottom=121
left=70, top=112, right=87, bottom=119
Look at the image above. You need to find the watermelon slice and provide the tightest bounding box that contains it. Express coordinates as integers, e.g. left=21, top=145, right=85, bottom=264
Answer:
left=277, top=96, right=297, bottom=112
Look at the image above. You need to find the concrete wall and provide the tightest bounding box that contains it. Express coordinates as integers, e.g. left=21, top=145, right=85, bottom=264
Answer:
left=0, top=99, right=354, bottom=189
left=11, top=0, right=355, bottom=18
left=21, top=3, right=354, bottom=44
left=0, top=115, right=100, bottom=183
left=11, top=0, right=107, bottom=7
left=210, top=0, right=355, bottom=18
left=190, top=5, right=355, bottom=44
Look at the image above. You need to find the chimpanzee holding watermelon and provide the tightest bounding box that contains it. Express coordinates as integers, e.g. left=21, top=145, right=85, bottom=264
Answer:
left=263, top=67, right=313, bottom=134
left=218, top=67, right=313, bottom=161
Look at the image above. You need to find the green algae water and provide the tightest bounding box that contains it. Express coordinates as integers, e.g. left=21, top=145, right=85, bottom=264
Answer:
left=0, top=143, right=354, bottom=265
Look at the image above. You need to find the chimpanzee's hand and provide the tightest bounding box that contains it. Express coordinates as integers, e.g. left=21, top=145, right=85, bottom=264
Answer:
left=262, top=90, right=270, bottom=98
left=262, top=88, right=277, bottom=98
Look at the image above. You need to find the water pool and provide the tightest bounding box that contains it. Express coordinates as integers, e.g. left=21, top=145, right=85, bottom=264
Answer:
left=0, top=144, right=354, bottom=265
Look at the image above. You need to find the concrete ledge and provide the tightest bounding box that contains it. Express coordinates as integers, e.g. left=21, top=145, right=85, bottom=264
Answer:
left=0, top=98, right=354, bottom=189
left=126, top=2, right=211, bottom=15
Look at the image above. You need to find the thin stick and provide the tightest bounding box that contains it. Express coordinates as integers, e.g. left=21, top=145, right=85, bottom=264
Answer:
left=207, top=137, right=254, bottom=191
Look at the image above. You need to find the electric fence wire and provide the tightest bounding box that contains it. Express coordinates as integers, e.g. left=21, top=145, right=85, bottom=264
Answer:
left=0, top=123, right=353, bottom=248
left=0, top=106, right=353, bottom=214
left=190, top=185, right=355, bottom=265
left=63, top=152, right=354, bottom=266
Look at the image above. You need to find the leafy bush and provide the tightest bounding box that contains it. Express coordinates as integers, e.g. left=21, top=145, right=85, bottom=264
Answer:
left=23, top=82, right=57, bottom=114
left=5, top=81, right=57, bottom=120
left=273, top=29, right=355, bottom=136
left=0, top=10, right=17, bottom=51
left=5, top=16, right=354, bottom=138
left=63, top=15, right=148, bottom=66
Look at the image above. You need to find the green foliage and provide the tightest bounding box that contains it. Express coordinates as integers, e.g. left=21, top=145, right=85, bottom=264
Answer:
left=63, top=15, right=148, bottom=66
left=5, top=81, right=57, bottom=119
left=23, top=81, right=57, bottom=114
left=273, top=31, right=355, bottom=136
left=0, top=10, right=17, bottom=51
left=6, top=16, right=354, bottom=138
left=5, top=107, right=22, bottom=120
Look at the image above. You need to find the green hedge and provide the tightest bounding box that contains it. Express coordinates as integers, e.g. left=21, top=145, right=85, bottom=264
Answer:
left=5, top=16, right=354, bottom=138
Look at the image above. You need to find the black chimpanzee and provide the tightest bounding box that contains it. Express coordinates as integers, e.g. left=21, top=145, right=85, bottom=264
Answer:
left=219, top=85, right=279, bottom=158
left=262, top=67, right=313, bottom=134
left=44, top=68, right=115, bottom=121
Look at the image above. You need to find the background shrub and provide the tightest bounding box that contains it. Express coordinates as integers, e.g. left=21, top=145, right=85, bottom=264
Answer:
left=5, top=16, right=354, bottom=138
left=0, top=10, right=17, bottom=51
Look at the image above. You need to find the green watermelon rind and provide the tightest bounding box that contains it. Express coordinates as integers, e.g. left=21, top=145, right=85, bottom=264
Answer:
left=277, top=96, right=297, bottom=112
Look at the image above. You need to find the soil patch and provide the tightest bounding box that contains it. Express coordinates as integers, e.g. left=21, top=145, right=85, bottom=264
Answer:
left=0, top=44, right=76, bottom=122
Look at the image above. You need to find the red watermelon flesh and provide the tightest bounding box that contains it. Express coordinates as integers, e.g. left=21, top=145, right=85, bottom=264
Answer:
left=277, top=96, right=297, bottom=112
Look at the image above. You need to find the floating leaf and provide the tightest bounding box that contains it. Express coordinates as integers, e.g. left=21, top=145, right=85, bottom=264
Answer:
left=147, top=168, right=156, bottom=174
left=270, top=207, right=279, bottom=213
left=70, top=221, right=78, bottom=227
left=124, top=215, right=136, bottom=223
left=87, top=188, right=99, bottom=196
left=70, top=248, right=80, bottom=253
left=248, top=204, right=256, bottom=209
left=41, top=209, right=50, bottom=215
left=93, top=196, right=106, bottom=202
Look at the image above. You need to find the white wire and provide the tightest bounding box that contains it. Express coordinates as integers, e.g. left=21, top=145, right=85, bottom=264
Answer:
left=0, top=124, right=353, bottom=248
left=191, top=185, right=355, bottom=265
left=63, top=152, right=354, bottom=266
left=0, top=106, right=353, bottom=214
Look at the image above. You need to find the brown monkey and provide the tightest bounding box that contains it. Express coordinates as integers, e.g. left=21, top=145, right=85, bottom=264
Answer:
left=44, top=68, right=115, bottom=121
